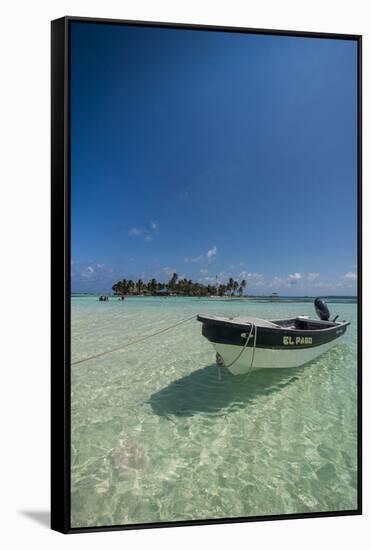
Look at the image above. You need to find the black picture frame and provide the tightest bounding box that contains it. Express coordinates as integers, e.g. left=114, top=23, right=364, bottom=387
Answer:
left=51, top=16, right=362, bottom=534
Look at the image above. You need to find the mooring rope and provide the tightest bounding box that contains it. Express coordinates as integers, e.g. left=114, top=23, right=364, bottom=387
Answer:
left=246, top=323, right=258, bottom=377
left=222, top=323, right=258, bottom=375
left=71, top=314, right=198, bottom=366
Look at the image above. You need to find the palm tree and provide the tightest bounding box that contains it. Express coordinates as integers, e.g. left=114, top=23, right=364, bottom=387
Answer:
left=218, top=283, right=227, bottom=296
left=169, top=272, right=178, bottom=290
left=112, top=275, right=237, bottom=297
left=241, top=279, right=247, bottom=296
left=148, top=278, right=157, bottom=292
left=120, top=279, right=128, bottom=294
left=188, top=279, right=193, bottom=295
left=228, top=277, right=234, bottom=296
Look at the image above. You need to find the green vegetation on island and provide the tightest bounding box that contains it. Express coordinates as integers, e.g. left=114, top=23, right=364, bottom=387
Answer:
left=112, top=273, right=247, bottom=297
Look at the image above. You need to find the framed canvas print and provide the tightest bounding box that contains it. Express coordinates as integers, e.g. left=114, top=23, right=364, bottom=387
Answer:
left=51, top=16, right=362, bottom=533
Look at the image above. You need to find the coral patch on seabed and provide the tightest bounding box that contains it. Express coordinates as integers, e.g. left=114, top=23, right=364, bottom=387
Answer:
left=112, top=441, right=148, bottom=474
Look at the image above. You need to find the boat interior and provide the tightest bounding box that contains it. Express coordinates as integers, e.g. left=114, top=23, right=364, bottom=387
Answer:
left=198, top=297, right=350, bottom=333
left=198, top=314, right=344, bottom=331
left=272, top=317, right=341, bottom=331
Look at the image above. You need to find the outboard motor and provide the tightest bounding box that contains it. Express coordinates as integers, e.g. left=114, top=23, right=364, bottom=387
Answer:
left=314, top=298, right=330, bottom=321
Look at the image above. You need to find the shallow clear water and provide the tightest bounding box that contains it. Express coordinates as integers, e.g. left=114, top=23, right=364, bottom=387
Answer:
left=70, top=297, right=358, bottom=528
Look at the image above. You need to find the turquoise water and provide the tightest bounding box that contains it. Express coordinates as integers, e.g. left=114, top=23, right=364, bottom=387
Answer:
left=70, top=297, right=358, bottom=528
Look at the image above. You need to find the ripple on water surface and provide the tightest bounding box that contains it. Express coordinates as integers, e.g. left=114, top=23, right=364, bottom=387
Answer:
left=70, top=297, right=358, bottom=527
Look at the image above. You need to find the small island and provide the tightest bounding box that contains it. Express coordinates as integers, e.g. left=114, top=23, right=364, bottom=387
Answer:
left=112, top=273, right=247, bottom=297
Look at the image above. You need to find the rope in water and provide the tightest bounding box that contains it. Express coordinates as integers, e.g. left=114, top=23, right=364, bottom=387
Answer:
left=221, top=323, right=258, bottom=375
left=248, top=324, right=258, bottom=376
left=71, top=314, right=198, bottom=366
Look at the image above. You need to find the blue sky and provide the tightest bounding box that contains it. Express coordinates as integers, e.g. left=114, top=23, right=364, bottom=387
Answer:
left=71, top=22, right=358, bottom=295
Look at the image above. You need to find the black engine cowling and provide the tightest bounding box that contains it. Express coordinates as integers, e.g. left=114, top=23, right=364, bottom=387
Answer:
left=314, top=298, right=330, bottom=321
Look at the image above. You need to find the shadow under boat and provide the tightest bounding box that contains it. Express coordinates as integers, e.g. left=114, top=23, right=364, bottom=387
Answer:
left=148, top=363, right=304, bottom=418
left=148, top=344, right=349, bottom=419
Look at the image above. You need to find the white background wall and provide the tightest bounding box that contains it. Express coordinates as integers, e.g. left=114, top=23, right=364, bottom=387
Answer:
left=0, top=0, right=369, bottom=548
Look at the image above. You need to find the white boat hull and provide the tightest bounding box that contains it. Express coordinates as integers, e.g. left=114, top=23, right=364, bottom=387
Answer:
left=213, top=339, right=342, bottom=375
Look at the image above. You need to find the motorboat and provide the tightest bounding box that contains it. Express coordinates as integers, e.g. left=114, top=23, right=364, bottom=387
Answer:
left=197, top=298, right=350, bottom=375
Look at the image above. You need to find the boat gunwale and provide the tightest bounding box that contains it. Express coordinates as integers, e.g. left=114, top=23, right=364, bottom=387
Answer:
left=196, top=314, right=350, bottom=336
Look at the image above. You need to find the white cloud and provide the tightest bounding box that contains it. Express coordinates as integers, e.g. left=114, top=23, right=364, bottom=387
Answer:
left=288, top=272, right=302, bottom=281
left=239, top=271, right=263, bottom=280
left=185, top=245, right=217, bottom=264
left=343, top=272, right=357, bottom=280
left=201, top=276, right=218, bottom=284
left=129, top=221, right=159, bottom=241
left=267, top=273, right=305, bottom=289
left=184, top=255, right=203, bottom=263
left=270, top=276, right=287, bottom=288
left=129, top=264, right=355, bottom=296
left=238, top=272, right=265, bottom=287
left=207, top=245, right=217, bottom=260
left=129, top=227, right=142, bottom=236
left=72, top=262, right=115, bottom=288
left=167, top=268, right=356, bottom=296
